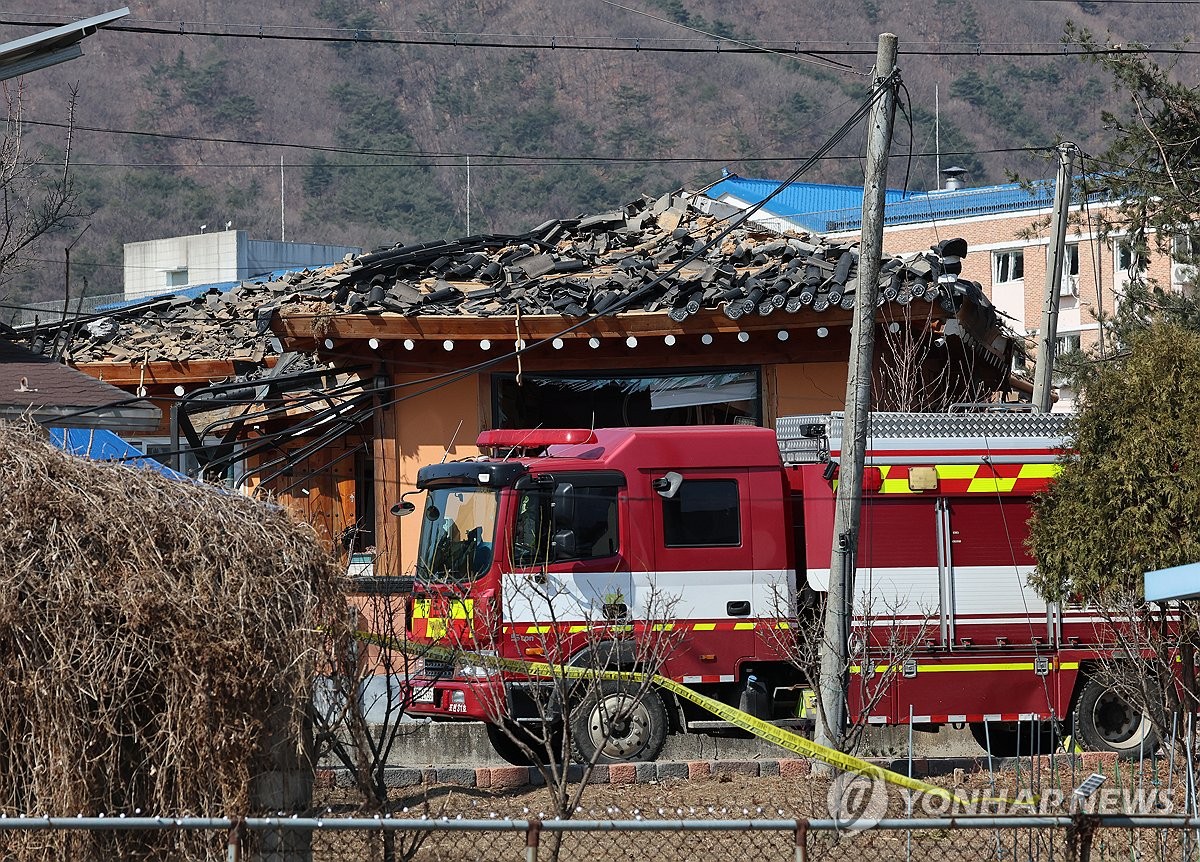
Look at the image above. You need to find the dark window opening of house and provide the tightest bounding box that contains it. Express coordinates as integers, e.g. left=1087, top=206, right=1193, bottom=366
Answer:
left=492, top=370, right=761, bottom=429
left=345, top=447, right=376, bottom=553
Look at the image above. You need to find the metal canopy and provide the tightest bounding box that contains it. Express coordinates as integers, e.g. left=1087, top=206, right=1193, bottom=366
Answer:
left=0, top=8, right=129, bottom=82
left=1144, top=562, right=1200, bottom=602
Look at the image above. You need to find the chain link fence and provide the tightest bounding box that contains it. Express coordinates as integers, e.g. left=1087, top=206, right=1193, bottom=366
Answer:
left=1, top=815, right=1198, bottom=861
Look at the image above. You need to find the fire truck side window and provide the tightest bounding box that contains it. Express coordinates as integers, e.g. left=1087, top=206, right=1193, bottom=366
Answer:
left=662, top=479, right=740, bottom=547
left=512, top=485, right=620, bottom=565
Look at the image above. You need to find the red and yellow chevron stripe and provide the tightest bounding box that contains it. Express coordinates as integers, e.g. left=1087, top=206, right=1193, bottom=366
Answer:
left=875, top=462, right=1060, bottom=495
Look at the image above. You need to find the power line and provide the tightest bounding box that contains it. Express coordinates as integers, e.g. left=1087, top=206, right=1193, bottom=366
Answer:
left=3, top=17, right=1198, bottom=57
left=57, top=146, right=1047, bottom=170
left=8, top=114, right=1048, bottom=171
left=593, top=0, right=861, bottom=74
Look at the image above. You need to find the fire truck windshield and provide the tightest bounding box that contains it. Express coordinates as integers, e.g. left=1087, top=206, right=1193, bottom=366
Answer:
left=415, top=486, right=498, bottom=582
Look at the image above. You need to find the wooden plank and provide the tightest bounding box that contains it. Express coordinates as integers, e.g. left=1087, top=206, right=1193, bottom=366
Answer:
left=74, top=358, right=276, bottom=386
left=372, top=375, right=403, bottom=580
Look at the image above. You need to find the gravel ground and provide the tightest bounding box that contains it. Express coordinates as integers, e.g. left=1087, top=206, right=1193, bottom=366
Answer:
left=308, top=759, right=1185, bottom=862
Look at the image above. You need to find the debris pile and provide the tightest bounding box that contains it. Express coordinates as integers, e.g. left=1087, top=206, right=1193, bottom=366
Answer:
left=19, top=192, right=999, bottom=365
left=0, top=420, right=344, bottom=858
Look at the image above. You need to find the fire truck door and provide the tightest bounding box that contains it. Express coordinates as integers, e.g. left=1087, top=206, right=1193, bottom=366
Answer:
left=938, top=496, right=1049, bottom=648
left=856, top=496, right=946, bottom=648
left=648, top=469, right=756, bottom=622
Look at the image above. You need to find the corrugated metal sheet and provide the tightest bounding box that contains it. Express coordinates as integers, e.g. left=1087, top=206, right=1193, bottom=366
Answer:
left=706, top=174, right=907, bottom=232
left=711, top=174, right=1112, bottom=234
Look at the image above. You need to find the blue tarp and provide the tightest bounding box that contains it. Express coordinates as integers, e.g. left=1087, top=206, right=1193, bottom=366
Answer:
left=49, top=427, right=190, bottom=481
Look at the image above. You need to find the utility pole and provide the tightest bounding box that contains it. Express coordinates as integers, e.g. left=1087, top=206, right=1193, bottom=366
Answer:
left=1032, top=142, right=1078, bottom=413
left=815, top=32, right=899, bottom=754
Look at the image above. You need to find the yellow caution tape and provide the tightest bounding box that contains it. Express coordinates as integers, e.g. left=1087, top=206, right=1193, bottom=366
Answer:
left=355, top=630, right=1037, bottom=806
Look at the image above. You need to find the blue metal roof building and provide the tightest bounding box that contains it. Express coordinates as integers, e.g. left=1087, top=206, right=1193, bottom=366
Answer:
left=705, top=173, right=908, bottom=233
left=705, top=174, right=1109, bottom=235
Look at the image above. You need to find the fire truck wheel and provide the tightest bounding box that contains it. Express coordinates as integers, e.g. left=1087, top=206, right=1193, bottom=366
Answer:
left=486, top=719, right=558, bottom=766
left=569, top=682, right=668, bottom=764
left=969, top=721, right=1058, bottom=757
left=1072, top=678, right=1158, bottom=759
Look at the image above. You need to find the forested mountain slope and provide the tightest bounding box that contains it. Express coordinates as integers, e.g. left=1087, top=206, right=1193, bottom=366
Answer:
left=3, top=0, right=1195, bottom=304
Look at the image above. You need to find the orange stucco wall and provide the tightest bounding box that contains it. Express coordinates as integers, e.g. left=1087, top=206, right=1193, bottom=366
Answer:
left=771, top=361, right=848, bottom=420
left=382, top=372, right=487, bottom=575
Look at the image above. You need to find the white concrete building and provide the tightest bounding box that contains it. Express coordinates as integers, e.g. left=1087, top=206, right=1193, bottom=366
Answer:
left=123, top=230, right=360, bottom=299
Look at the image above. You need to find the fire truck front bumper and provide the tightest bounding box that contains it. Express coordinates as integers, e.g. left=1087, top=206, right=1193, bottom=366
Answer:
left=405, top=674, right=505, bottom=721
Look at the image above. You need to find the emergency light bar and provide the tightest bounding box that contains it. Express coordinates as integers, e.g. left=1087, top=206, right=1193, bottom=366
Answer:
left=476, top=429, right=598, bottom=450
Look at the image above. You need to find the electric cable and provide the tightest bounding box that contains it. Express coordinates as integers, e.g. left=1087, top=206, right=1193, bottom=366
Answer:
left=3, top=16, right=1197, bottom=55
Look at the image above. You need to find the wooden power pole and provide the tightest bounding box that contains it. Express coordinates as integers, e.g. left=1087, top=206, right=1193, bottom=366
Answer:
left=1032, top=142, right=1078, bottom=413
left=814, top=32, right=899, bottom=753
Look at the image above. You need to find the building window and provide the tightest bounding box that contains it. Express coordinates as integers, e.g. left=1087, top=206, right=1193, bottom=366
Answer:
left=662, top=479, right=741, bottom=548
left=1173, top=231, right=1200, bottom=288
left=1064, top=244, right=1080, bottom=277
left=1056, top=332, right=1081, bottom=355
left=993, top=250, right=1024, bottom=284
left=1117, top=240, right=1143, bottom=274
left=1173, top=231, right=1200, bottom=263
left=166, top=268, right=189, bottom=287
left=493, top=369, right=760, bottom=429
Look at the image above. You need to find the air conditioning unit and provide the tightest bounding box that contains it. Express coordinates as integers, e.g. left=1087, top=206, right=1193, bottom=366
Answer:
left=1173, top=263, right=1197, bottom=286
left=1059, top=275, right=1079, bottom=296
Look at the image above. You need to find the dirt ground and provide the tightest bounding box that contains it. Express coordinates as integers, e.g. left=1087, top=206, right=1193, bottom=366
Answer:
left=327, top=755, right=1178, bottom=821
left=310, top=760, right=1184, bottom=861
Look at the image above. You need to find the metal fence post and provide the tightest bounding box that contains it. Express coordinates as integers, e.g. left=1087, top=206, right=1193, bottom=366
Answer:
left=226, top=817, right=244, bottom=862
left=794, top=819, right=808, bottom=862
left=525, top=819, right=542, bottom=862
left=1067, top=813, right=1097, bottom=862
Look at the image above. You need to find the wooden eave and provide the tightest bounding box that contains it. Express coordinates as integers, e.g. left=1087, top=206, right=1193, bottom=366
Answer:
left=271, top=307, right=876, bottom=349
left=72, top=357, right=278, bottom=387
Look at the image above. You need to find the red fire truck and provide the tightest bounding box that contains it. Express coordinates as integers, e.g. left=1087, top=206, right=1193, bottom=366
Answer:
left=400, top=412, right=1154, bottom=763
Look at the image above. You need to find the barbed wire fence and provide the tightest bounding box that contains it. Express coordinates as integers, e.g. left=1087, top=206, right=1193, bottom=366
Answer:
left=2, top=815, right=1199, bottom=862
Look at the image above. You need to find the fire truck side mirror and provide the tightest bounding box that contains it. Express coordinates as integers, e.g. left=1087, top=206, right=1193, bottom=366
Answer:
left=552, top=482, right=576, bottom=527
left=652, top=471, right=683, bottom=499
left=553, top=529, right=579, bottom=560
left=391, top=490, right=423, bottom=517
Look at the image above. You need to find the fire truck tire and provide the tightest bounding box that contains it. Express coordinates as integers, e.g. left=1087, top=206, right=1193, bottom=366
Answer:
left=969, top=721, right=1058, bottom=757
left=569, top=682, right=668, bottom=764
left=1071, top=677, right=1159, bottom=759
left=486, top=719, right=557, bottom=766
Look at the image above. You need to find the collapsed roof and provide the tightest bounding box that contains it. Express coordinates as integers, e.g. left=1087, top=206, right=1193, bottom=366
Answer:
left=15, top=191, right=1011, bottom=370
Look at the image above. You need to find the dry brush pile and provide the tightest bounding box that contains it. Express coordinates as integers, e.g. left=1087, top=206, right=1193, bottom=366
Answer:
left=0, top=420, right=346, bottom=858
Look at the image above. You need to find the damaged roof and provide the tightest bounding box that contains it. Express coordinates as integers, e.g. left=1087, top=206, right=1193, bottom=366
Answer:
left=14, top=191, right=1010, bottom=370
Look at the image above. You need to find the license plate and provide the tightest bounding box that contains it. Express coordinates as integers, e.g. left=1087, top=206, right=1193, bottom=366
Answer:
left=410, top=685, right=435, bottom=704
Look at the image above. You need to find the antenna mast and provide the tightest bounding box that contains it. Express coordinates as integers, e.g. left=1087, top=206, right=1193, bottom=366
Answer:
left=935, top=83, right=941, bottom=189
